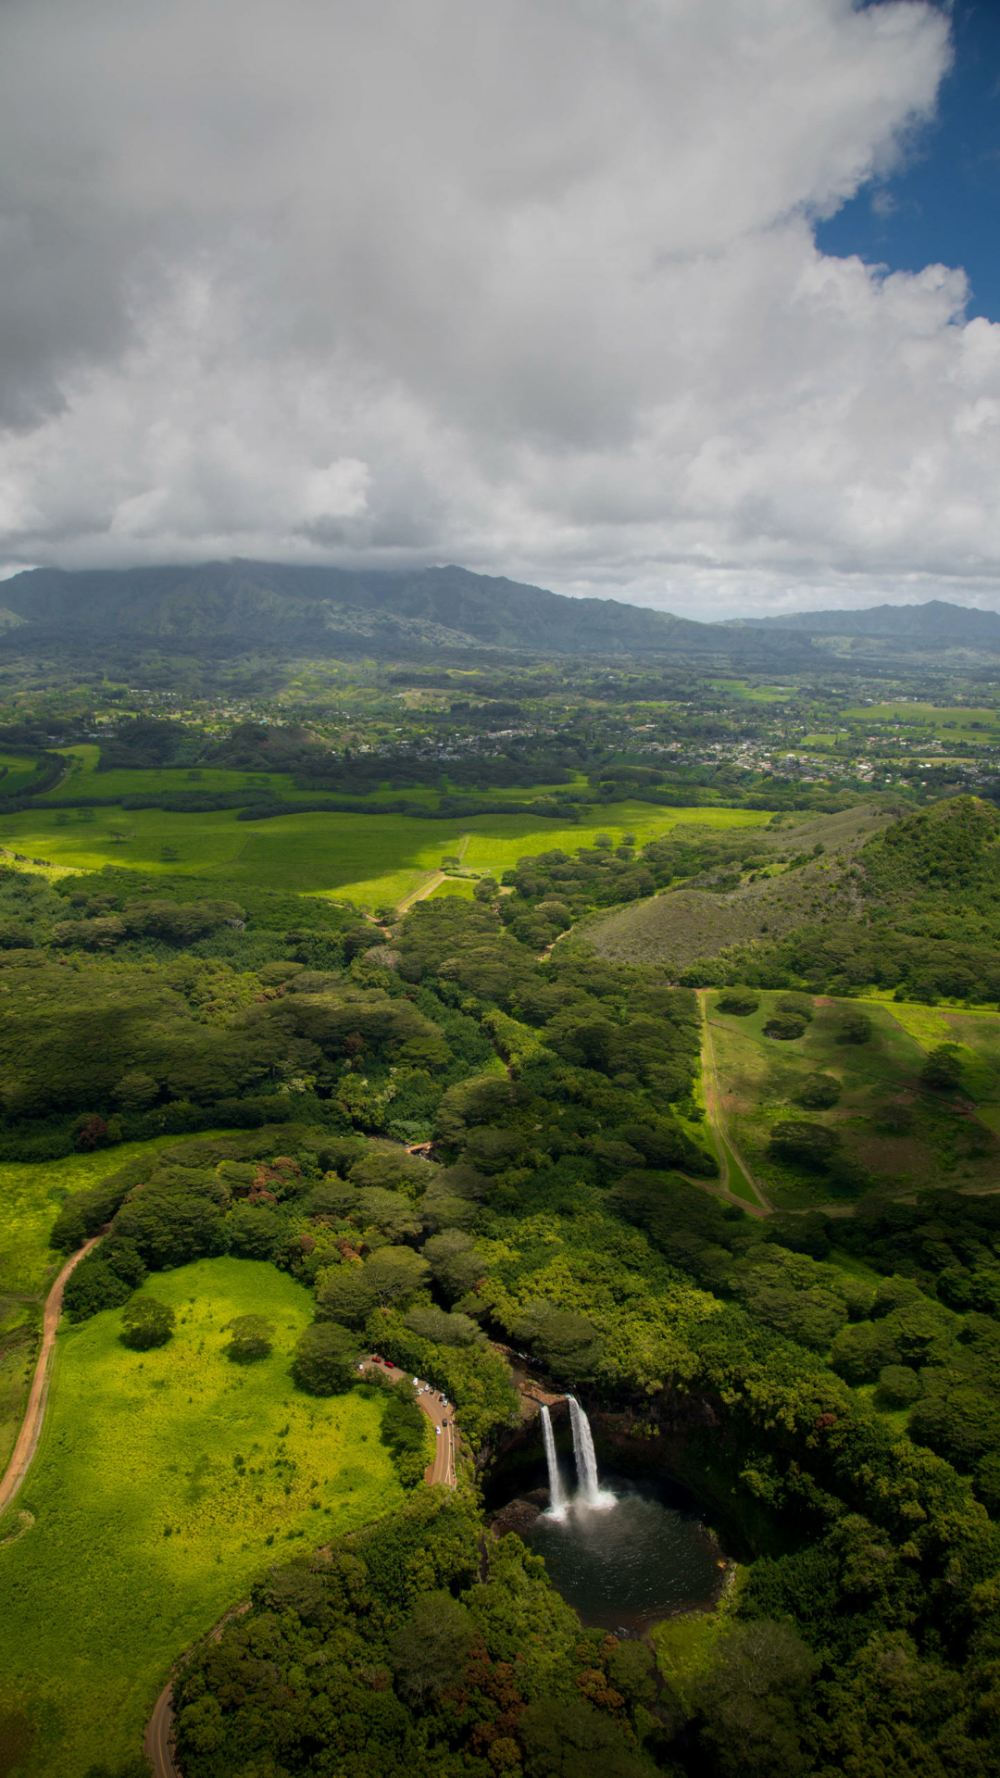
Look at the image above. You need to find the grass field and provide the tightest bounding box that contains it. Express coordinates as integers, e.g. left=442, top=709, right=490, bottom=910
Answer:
left=0, top=755, right=46, bottom=798
left=842, top=703, right=999, bottom=734
left=0, top=798, right=774, bottom=910
left=0, top=1136, right=242, bottom=1479
left=706, top=993, right=1000, bottom=1210
left=0, top=1257, right=402, bottom=1778
left=707, top=681, right=794, bottom=702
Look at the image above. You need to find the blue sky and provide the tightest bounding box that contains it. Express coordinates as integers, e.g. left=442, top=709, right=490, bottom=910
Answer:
left=817, top=2, right=1000, bottom=323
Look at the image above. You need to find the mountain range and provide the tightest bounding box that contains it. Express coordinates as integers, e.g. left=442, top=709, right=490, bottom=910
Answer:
left=738, top=598, right=1000, bottom=647
left=0, top=559, right=997, bottom=663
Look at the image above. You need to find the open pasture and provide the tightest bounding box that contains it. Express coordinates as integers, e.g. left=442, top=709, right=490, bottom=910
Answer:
left=0, top=1257, right=402, bottom=1778
left=0, top=797, right=772, bottom=910
left=0, top=755, right=47, bottom=798
left=842, top=702, right=999, bottom=734
left=0, top=1136, right=239, bottom=1484
left=706, top=992, right=1000, bottom=1211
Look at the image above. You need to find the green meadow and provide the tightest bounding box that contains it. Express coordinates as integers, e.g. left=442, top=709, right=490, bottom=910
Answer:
left=706, top=991, right=1000, bottom=1211
left=0, top=756, right=46, bottom=799
left=0, top=1138, right=202, bottom=1313
left=0, top=798, right=771, bottom=908
left=0, top=1258, right=402, bottom=1778
left=842, top=702, right=1000, bottom=734
left=0, top=1138, right=226, bottom=1476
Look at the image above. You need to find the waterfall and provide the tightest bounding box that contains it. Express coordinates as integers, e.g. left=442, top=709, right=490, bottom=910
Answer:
left=567, top=1396, right=615, bottom=1510
left=540, top=1405, right=567, bottom=1517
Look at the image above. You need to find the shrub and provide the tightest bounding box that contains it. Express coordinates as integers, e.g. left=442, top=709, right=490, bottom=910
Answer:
left=920, top=1044, right=964, bottom=1092
left=225, top=1314, right=274, bottom=1363
left=717, top=991, right=759, bottom=1016
left=763, top=1013, right=808, bottom=1041
left=768, top=1121, right=840, bottom=1170
left=121, top=1297, right=175, bottom=1350
left=837, top=1011, right=873, bottom=1045
left=796, top=1073, right=841, bottom=1110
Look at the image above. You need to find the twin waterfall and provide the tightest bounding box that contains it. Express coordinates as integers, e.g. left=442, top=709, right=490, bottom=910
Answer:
left=540, top=1398, right=614, bottom=1517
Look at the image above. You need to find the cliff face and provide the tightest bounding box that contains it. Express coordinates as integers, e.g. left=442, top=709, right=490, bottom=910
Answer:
left=484, top=1383, right=780, bottom=1560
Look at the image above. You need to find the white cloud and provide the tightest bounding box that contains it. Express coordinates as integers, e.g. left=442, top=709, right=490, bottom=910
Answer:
left=3, top=0, right=994, bottom=617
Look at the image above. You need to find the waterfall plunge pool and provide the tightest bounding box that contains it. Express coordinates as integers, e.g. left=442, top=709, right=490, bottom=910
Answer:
left=513, top=1401, right=726, bottom=1634
left=525, top=1476, right=725, bottom=1635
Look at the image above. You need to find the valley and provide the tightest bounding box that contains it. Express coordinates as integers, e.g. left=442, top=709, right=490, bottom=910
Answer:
left=2, top=612, right=1000, bottom=1778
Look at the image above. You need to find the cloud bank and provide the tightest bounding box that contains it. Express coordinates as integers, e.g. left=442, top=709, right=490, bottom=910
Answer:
left=3, top=0, right=996, bottom=617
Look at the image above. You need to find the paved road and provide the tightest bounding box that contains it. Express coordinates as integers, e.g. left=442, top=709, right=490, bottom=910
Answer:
left=0, top=1233, right=102, bottom=1515
left=360, top=1357, right=457, bottom=1486
left=144, top=1682, right=179, bottom=1778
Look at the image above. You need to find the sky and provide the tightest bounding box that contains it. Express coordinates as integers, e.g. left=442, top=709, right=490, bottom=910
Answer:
left=0, top=0, right=999, bottom=620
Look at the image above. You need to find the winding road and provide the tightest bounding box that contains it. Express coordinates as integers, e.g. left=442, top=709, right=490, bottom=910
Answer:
left=0, top=1233, right=101, bottom=1516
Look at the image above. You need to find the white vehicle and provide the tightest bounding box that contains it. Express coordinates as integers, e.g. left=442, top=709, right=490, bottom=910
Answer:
left=435, top=1426, right=441, bottom=1436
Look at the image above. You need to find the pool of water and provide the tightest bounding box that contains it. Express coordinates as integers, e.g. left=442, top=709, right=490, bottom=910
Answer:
left=524, top=1475, right=724, bottom=1634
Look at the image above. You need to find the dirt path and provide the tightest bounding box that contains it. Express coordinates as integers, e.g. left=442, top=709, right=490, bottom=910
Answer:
left=394, top=834, right=473, bottom=913
left=396, top=870, right=446, bottom=912
left=0, top=1234, right=101, bottom=1516
left=696, top=991, right=772, bottom=1215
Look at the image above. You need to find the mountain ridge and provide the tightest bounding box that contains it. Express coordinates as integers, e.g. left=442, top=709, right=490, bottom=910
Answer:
left=736, top=598, right=1000, bottom=644
left=0, top=559, right=806, bottom=660
left=1, top=560, right=997, bottom=659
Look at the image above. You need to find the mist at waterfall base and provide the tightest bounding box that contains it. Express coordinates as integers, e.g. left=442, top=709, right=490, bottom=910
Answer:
left=529, top=1402, right=723, bottom=1635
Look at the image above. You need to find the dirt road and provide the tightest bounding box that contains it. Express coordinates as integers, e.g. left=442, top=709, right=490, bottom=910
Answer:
left=696, top=991, right=772, bottom=1214
left=0, top=1233, right=101, bottom=1516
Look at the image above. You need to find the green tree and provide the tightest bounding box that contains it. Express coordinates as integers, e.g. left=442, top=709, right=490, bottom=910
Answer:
left=291, top=1321, right=359, bottom=1395
left=920, top=1043, right=963, bottom=1092
left=121, top=1297, right=175, bottom=1350
left=365, top=1245, right=430, bottom=1306
left=763, top=1013, right=808, bottom=1041
left=423, top=1229, right=483, bottom=1299
left=717, top=991, right=759, bottom=1016
left=112, top=1070, right=160, bottom=1112
left=389, top=1590, right=473, bottom=1703
left=796, top=1072, right=840, bottom=1109
left=225, top=1314, right=274, bottom=1363
left=518, top=1696, right=656, bottom=1778
left=695, top=1620, right=819, bottom=1778
left=769, top=1120, right=840, bottom=1171
left=317, top=1264, right=379, bottom=1327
